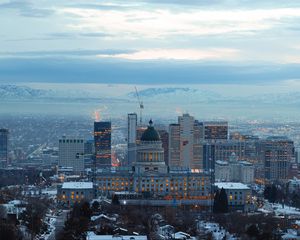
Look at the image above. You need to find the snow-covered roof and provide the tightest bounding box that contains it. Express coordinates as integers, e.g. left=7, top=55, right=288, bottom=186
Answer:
left=174, top=231, right=196, bottom=239
left=91, top=214, right=116, bottom=222
left=62, top=182, right=93, bottom=189
left=215, top=182, right=250, bottom=190
left=281, top=233, right=300, bottom=240
left=240, top=161, right=253, bottom=166
left=8, top=200, right=22, bottom=205
left=86, top=232, right=147, bottom=240
left=215, top=160, right=229, bottom=166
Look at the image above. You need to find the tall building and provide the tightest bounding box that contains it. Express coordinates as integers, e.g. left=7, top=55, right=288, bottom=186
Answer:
left=168, top=124, right=180, bottom=167
left=230, top=132, right=260, bottom=163
left=94, top=121, right=111, bottom=169
left=203, top=121, right=228, bottom=141
left=203, top=143, right=215, bottom=171
left=261, top=136, right=295, bottom=182
left=179, top=114, right=195, bottom=168
left=0, top=129, right=8, bottom=168
left=84, top=139, right=95, bottom=169
left=136, top=126, right=147, bottom=145
left=214, top=140, right=246, bottom=161
left=127, top=113, right=137, bottom=166
left=58, top=137, right=85, bottom=173
left=169, top=114, right=203, bottom=169
left=158, top=129, right=169, bottom=166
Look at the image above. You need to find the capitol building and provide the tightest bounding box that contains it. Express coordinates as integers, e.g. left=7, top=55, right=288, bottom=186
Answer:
left=95, top=120, right=212, bottom=207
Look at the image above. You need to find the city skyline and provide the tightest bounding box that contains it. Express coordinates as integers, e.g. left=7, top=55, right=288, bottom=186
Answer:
left=2, top=1, right=300, bottom=239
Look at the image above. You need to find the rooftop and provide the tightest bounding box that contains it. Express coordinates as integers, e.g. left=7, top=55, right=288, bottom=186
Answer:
left=62, top=182, right=93, bottom=189
left=141, top=119, right=160, bottom=142
left=215, top=160, right=228, bottom=166
left=86, top=232, right=147, bottom=240
left=215, top=182, right=250, bottom=190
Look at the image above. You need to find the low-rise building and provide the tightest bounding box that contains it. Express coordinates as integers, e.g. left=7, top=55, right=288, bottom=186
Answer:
left=57, top=182, right=94, bottom=206
left=214, top=182, right=253, bottom=212
left=288, top=178, right=300, bottom=193
left=215, top=154, right=254, bottom=184
left=0, top=200, right=26, bottom=221
left=214, top=160, right=230, bottom=181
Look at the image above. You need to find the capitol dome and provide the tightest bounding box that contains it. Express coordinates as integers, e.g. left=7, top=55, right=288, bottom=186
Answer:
left=141, top=119, right=160, bottom=141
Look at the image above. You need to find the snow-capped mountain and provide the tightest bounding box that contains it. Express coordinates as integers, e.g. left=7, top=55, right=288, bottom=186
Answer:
left=0, top=85, right=54, bottom=99
left=127, top=87, right=222, bottom=102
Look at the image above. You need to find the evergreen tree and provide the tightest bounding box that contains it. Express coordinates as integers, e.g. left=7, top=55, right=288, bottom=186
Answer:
left=269, top=185, right=277, bottom=203
left=219, top=188, right=229, bottom=213
left=112, top=194, right=120, bottom=205
left=264, top=185, right=271, bottom=201
left=58, top=201, right=91, bottom=240
left=0, top=222, right=21, bottom=240
left=92, top=201, right=100, bottom=211
left=213, top=190, right=220, bottom=213
left=246, top=224, right=260, bottom=238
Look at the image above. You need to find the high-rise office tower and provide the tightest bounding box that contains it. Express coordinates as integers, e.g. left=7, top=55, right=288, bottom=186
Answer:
left=261, top=136, right=295, bottom=181
left=94, top=121, right=111, bottom=169
left=158, top=129, right=169, bottom=166
left=58, top=137, right=85, bottom=173
left=179, top=114, right=195, bottom=168
left=230, top=132, right=260, bottom=163
left=169, top=114, right=203, bottom=169
left=214, top=140, right=246, bottom=161
left=136, top=127, right=147, bottom=145
left=203, top=121, right=228, bottom=141
left=203, top=143, right=215, bottom=171
left=127, top=113, right=137, bottom=166
left=0, top=129, right=8, bottom=168
left=168, top=123, right=180, bottom=167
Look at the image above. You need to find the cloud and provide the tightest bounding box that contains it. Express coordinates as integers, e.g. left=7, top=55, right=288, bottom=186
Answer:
left=1, top=57, right=300, bottom=85
left=0, top=0, right=54, bottom=18
left=97, top=48, right=239, bottom=61
left=67, top=3, right=136, bottom=11
left=5, top=32, right=113, bottom=42
left=0, top=49, right=136, bottom=58
left=60, top=7, right=300, bottom=39
left=135, top=0, right=300, bottom=8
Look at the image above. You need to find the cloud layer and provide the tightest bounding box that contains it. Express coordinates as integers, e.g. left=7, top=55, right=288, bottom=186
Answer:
left=1, top=0, right=300, bottom=83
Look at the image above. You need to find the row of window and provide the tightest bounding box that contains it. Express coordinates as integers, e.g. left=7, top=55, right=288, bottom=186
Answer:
left=59, top=139, right=84, bottom=143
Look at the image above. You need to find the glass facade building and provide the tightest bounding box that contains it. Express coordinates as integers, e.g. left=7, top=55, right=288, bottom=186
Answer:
left=0, top=129, right=8, bottom=168
left=94, top=121, right=112, bottom=168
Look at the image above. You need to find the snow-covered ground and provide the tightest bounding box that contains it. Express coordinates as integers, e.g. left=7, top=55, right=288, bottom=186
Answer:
left=197, top=221, right=237, bottom=240
left=258, top=201, right=300, bottom=217
left=35, top=213, right=57, bottom=240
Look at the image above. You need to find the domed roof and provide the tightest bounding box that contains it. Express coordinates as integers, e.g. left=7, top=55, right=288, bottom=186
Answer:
left=141, top=119, right=160, bottom=141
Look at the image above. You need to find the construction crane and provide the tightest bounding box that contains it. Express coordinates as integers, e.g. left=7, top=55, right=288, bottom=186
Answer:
left=135, top=86, right=144, bottom=125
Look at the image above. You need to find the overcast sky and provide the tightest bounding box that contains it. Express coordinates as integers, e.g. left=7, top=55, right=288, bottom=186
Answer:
left=1, top=0, right=300, bottom=84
